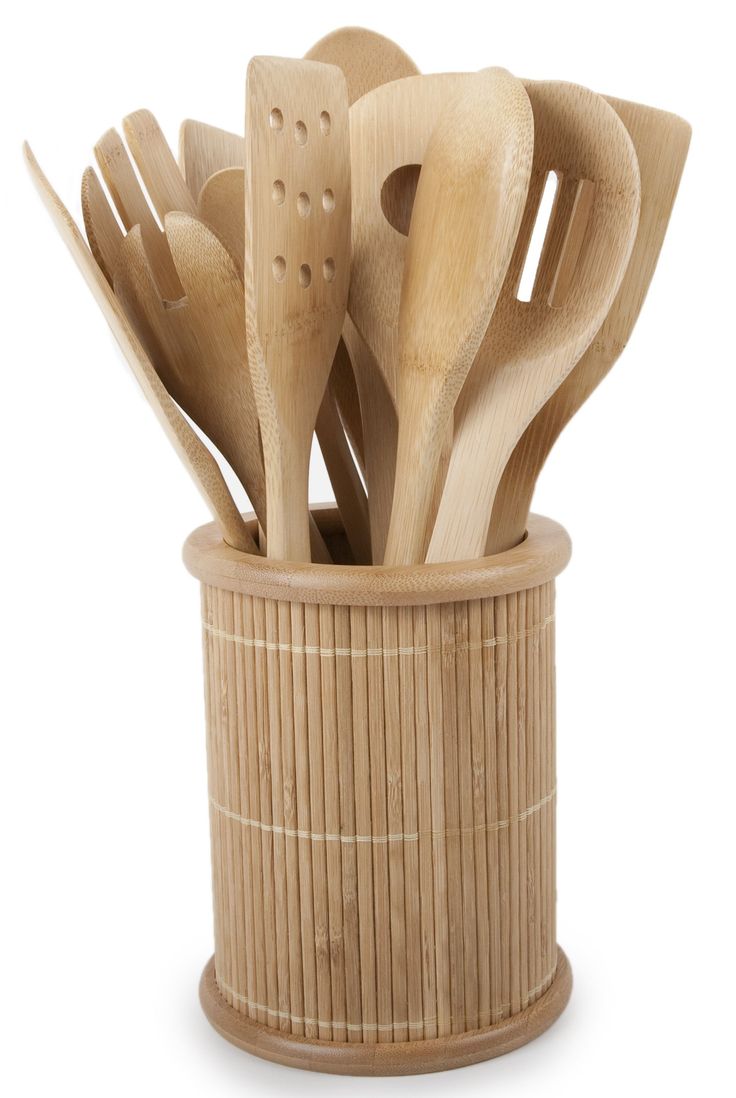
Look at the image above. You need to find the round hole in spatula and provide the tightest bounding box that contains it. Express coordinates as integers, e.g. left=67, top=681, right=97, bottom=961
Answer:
left=380, top=163, right=421, bottom=236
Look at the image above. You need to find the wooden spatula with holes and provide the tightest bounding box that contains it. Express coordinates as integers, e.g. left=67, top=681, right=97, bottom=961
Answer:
left=244, top=57, right=351, bottom=562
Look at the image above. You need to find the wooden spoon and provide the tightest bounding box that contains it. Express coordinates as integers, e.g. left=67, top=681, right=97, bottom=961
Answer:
left=348, top=71, right=471, bottom=558
left=427, top=81, right=641, bottom=563
left=305, top=25, right=418, bottom=104
left=486, top=98, right=691, bottom=554
left=244, top=57, right=351, bottom=562
left=179, top=119, right=245, bottom=203
left=24, top=143, right=257, bottom=553
left=382, top=69, right=533, bottom=565
left=307, top=26, right=420, bottom=487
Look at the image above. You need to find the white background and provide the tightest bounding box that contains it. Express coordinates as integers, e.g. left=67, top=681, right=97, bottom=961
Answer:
left=2, top=1, right=734, bottom=1094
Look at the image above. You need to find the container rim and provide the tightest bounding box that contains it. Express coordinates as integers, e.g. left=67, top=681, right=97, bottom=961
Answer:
left=183, top=506, right=571, bottom=607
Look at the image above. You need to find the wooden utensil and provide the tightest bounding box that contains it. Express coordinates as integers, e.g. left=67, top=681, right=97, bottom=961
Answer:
left=197, top=166, right=245, bottom=270
left=305, top=25, right=418, bottom=104
left=244, top=57, right=350, bottom=562
left=89, top=121, right=271, bottom=528
left=24, top=143, right=257, bottom=554
left=179, top=119, right=245, bottom=203
left=81, top=166, right=123, bottom=285
left=191, top=146, right=370, bottom=562
left=307, top=26, right=420, bottom=490
left=486, top=98, right=691, bottom=554
left=427, top=81, right=641, bottom=563
left=348, top=71, right=471, bottom=558
left=122, top=109, right=197, bottom=221
left=94, top=127, right=183, bottom=301
left=382, top=69, right=533, bottom=565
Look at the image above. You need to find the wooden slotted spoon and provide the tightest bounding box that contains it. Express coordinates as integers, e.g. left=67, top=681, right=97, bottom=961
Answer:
left=427, top=81, right=641, bottom=563
left=382, top=69, right=534, bottom=565
left=24, top=143, right=257, bottom=553
left=245, top=57, right=351, bottom=562
left=486, top=97, right=691, bottom=554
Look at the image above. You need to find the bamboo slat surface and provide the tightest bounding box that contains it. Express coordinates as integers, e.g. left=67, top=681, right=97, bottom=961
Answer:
left=195, top=513, right=566, bottom=1046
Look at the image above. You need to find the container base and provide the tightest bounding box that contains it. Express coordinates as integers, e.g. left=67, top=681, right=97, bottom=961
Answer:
left=199, top=947, right=572, bottom=1076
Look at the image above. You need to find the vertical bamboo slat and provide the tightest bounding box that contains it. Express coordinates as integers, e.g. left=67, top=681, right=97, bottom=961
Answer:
left=186, top=511, right=572, bottom=1073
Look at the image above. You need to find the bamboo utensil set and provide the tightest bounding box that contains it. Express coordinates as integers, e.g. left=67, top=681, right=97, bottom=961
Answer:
left=25, top=24, right=689, bottom=1076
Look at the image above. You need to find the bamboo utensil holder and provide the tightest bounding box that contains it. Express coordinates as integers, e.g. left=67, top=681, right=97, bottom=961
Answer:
left=183, top=506, right=573, bottom=1075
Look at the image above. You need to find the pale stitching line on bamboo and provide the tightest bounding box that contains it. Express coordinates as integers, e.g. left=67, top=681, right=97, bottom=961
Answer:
left=211, top=787, right=555, bottom=844
left=216, top=964, right=557, bottom=1032
left=202, top=613, right=555, bottom=658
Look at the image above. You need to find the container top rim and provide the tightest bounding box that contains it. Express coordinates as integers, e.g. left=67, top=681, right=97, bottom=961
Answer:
left=182, top=507, right=571, bottom=607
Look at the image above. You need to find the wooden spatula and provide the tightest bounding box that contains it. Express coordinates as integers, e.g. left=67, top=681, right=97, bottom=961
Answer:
left=348, top=71, right=472, bottom=557
left=427, top=82, right=641, bottom=563
left=486, top=98, right=691, bottom=554
left=245, top=57, right=350, bottom=562
left=24, top=143, right=256, bottom=554
left=382, top=69, right=533, bottom=565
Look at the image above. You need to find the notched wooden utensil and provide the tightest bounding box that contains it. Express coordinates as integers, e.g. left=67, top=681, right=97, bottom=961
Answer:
left=24, top=143, right=256, bottom=553
left=486, top=98, right=691, bottom=554
left=383, top=69, right=534, bottom=565
left=427, top=81, right=641, bottom=563
left=245, top=57, right=351, bottom=562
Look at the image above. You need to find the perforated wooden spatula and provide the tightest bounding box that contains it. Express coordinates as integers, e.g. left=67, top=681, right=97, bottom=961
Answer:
left=427, top=81, right=641, bottom=563
left=382, top=69, right=533, bottom=565
left=245, top=57, right=350, bottom=562
left=486, top=98, right=690, bottom=554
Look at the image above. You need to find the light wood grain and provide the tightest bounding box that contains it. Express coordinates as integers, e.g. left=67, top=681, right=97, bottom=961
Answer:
left=184, top=507, right=571, bottom=605
left=94, top=127, right=184, bottom=301
left=383, top=70, right=533, bottom=565
left=348, top=72, right=471, bottom=558
left=487, top=99, right=691, bottom=553
left=427, top=81, right=641, bottom=562
left=81, top=166, right=123, bottom=285
left=122, top=108, right=197, bottom=220
left=196, top=164, right=369, bottom=560
left=113, top=223, right=269, bottom=524
left=306, top=31, right=420, bottom=551
left=305, top=26, right=417, bottom=105
left=245, top=58, right=350, bottom=562
left=179, top=119, right=245, bottom=203
left=194, top=507, right=568, bottom=1064
left=24, top=142, right=256, bottom=552
left=198, top=166, right=245, bottom=271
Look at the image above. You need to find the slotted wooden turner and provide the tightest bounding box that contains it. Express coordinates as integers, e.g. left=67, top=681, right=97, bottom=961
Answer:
left=486, top=97, right=691, bottom=554
left=245, top=57, right=351, bottom=562
left=427, top=81, right=641, bottom=563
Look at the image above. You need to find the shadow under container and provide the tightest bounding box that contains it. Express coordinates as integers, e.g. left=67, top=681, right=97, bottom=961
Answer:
left=183, top=506, right=573, bottom=1075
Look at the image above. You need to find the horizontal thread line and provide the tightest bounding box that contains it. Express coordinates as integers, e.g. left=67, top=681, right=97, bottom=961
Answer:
left=202, top=614, right=554, bottom=658
left=210, top=787, right=555, bottom=845
left=216, top=965, right=557, bottom=1032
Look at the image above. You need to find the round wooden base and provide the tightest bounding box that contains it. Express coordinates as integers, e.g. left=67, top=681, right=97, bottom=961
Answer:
left=199, top=948, right=572, bottom=1076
